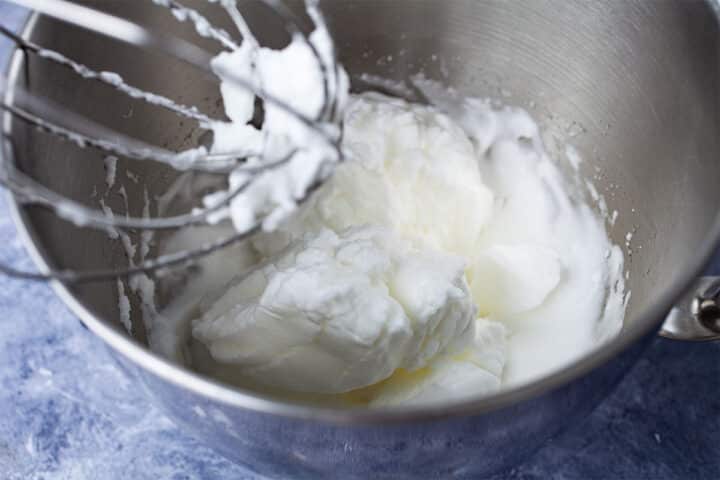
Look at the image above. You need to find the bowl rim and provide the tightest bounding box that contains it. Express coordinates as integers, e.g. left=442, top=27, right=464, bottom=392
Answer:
left=5, top=8, right=720, bottom=425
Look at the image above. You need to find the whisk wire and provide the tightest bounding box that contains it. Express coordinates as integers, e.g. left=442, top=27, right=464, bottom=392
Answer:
left=0, top=138, right=298, bottom=231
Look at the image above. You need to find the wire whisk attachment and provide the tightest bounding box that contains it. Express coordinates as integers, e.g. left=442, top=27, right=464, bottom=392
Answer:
left=0, top=0, right=348, bottom=283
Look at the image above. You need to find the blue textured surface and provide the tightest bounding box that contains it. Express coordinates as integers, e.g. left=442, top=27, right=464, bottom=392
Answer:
left=0, top=4, right=718, bottom=478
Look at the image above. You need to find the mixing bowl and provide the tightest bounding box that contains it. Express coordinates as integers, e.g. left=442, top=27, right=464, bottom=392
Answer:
left=3, top=1, right=720, bottom=478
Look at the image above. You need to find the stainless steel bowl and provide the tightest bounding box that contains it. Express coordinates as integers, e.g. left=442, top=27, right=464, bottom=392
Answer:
left=4, top=1, right=720, bottom=478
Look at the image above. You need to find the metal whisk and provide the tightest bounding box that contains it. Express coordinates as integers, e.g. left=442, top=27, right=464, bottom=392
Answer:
left=0, top=0, right=345, bottom=283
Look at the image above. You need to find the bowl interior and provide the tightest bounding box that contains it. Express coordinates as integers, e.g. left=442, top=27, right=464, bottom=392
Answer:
left=5, top=0, right=720, bottom=402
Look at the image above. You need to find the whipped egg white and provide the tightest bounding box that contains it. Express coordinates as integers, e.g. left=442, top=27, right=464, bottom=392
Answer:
left=142, top=1, right=627, bottom=407
left=148, top=92, right=626, bottom=407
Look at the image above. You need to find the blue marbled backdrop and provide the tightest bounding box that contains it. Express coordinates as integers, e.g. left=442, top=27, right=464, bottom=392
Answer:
left=0, top=3, right=718, bottom=478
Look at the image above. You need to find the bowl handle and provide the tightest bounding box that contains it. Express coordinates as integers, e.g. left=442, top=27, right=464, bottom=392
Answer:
left=660, top=276, right=720, bottom=341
